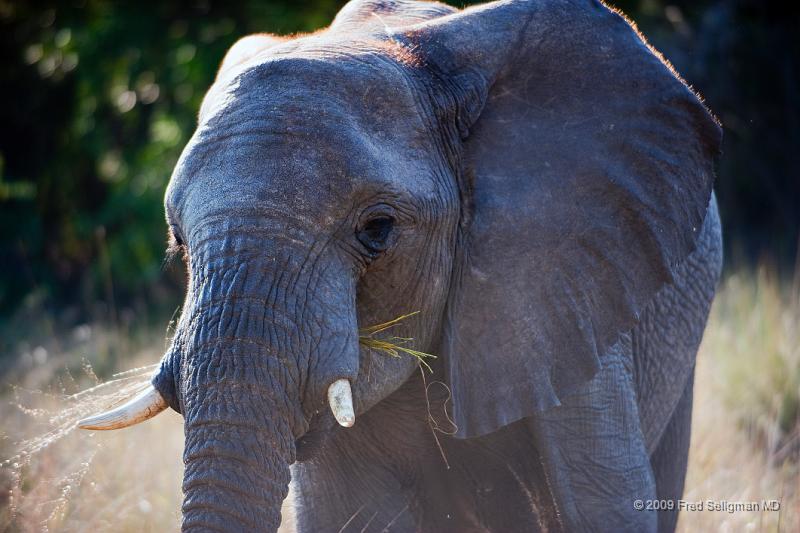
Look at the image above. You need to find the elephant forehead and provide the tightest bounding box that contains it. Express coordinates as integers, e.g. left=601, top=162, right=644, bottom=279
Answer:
left=201, top=48, right=422, bottom=130
left=166, top=56, right=437, bottom=232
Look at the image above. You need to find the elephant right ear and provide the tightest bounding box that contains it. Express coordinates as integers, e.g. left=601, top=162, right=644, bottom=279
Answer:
left=400, top=0, right=721, bottom=438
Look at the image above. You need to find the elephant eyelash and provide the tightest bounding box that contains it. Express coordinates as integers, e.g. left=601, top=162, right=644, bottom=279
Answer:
left=165, top=231, right=188, bottom=263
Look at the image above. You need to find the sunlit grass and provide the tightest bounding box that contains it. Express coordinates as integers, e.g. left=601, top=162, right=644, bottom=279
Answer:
left=0, top=330, right=297, bottom=532
left=0, top=339, right=185, bottom=532
left=0, top=268, right=797, bottom=531
left=678, top=265, right=799, bottom=532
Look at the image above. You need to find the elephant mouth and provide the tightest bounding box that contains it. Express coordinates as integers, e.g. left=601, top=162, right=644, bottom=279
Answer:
left=294, top=424, right=333, bottom=462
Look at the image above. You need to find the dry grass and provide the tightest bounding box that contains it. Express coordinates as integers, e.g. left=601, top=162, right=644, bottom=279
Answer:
left=359, top=311, right=436, bottom=372
left=678, top=266, right=799, bottom=532
left=1, top=269, right=797, bottom=532
left=0, top=344, right=186, bottom=532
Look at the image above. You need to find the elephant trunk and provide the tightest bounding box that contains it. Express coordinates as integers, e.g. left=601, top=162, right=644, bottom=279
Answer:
left=153, top=238, right=359, bottom=532
left=180, top=355, right=294, bottom=531
left=177, top=290, right=305, bottom=532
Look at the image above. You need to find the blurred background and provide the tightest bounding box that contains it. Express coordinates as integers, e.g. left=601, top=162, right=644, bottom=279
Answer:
left=0, top=1, right=798, bottom=531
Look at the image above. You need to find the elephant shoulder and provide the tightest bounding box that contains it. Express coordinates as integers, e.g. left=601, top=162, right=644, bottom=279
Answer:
left=632, top=193, right=722, bottom=451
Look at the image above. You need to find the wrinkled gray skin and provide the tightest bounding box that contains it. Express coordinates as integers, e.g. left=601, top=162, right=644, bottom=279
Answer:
left=149, top=1, right=723, bottom=531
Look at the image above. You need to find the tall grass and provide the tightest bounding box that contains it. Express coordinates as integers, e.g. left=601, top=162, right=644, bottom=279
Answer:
left=1, top=268, right=797, bottom=532
left=0, top=333, right=187, bottom=532
left=678, top=265, right=799, bottom=532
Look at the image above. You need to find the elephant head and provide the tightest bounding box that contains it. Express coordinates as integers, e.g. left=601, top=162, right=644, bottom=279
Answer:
left=79, top=0, right=720, bottom=530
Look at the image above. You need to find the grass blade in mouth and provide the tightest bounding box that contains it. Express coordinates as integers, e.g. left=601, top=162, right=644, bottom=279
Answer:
left=358, top=311, right=436, bottom=372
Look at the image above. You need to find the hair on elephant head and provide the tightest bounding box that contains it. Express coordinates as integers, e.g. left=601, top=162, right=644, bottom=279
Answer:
left=79, top=1, right=721, bottom=531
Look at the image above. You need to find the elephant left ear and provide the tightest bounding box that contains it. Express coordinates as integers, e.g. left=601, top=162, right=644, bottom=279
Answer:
left=399, top=0, right=721, bottom=438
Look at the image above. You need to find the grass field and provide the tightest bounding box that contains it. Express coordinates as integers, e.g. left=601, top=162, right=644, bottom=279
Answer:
left=1, top=268, right=797, bottom=532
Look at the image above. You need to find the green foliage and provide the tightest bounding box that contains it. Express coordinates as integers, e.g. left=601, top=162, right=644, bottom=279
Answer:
left=0, top=1, right=346, bottom=327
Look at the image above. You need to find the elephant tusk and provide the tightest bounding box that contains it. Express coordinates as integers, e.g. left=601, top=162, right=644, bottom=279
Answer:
left=77, top=385, right=168, bottom=430
left=328, top=379, right=355, bottom=428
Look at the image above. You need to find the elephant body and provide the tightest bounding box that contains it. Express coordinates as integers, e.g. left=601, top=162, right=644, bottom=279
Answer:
left=80, top=1, right=724, bottom=531
left=294, top=196, right=722, bottom=532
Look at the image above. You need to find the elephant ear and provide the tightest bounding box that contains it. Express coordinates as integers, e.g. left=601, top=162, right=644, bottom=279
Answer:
left=402, top=0, right=721, bottom=438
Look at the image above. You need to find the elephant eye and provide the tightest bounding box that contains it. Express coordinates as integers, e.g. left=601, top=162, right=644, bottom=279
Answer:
left=357, top=216, right=394, bottom=253
left=166, top=225, right=187, bottom=262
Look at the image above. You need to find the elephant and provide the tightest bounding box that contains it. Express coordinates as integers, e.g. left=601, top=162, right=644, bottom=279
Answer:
left=79, top=1, right=723, bottom=531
